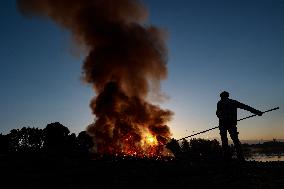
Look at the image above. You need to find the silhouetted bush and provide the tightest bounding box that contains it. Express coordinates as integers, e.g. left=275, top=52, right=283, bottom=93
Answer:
left=167, top=138, right=222, bottom=161
left=188, top=138, right=221, bottom=160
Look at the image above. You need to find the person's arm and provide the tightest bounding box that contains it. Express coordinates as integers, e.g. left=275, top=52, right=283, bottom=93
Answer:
left=235, top=100, right=263, bottom=116
left=216, top=103, right=220, bottom=117
left=216, top=102, right=221, bottom=118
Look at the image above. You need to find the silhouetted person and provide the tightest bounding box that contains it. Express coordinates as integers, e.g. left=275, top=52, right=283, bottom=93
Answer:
left=216, top=91, right=263, bottom=161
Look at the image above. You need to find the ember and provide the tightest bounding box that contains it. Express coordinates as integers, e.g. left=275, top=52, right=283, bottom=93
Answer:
left=18, top=0, right=173, bottom=157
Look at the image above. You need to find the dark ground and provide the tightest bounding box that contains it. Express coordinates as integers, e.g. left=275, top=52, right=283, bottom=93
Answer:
left=0, top=155, right=283, bottom=189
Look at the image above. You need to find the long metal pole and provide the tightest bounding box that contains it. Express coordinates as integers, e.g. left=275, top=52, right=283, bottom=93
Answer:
left=176, top=107, right=279, bottom=142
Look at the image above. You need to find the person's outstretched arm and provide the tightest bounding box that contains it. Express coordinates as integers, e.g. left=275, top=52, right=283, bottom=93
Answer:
left=235, top=100, right=263, bottom=116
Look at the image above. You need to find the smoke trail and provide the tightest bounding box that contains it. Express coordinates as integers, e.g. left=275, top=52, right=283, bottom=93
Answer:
left=18, top=0, right=173, bottom=156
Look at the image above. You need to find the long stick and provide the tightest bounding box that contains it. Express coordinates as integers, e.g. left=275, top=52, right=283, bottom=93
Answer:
left=176, top=107, right=279, bottom=142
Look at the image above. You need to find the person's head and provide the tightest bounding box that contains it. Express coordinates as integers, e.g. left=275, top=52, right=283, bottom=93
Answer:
left=220, top=91, right=229, bottom=99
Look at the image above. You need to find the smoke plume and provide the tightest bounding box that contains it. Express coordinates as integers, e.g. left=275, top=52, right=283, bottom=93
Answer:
left=18, top=0, right=173, bottom=156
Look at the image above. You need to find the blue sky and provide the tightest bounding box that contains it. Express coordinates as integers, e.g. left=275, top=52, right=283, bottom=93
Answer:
left=0, top=0, right=283, bottom=140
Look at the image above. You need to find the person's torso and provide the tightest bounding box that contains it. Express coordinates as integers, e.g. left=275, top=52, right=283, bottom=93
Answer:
left=218, top=99, right=238, bottom=124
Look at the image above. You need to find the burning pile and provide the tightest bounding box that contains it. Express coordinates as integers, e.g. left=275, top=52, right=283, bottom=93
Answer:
left=18, top=0, right=173, bottom=157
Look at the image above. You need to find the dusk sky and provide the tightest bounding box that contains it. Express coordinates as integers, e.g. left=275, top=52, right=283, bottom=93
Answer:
left=0, top=0, right=283, bottom=141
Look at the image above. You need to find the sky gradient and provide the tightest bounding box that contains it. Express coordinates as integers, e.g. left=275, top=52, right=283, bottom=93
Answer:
left=0, top=0, right=283, bottom=141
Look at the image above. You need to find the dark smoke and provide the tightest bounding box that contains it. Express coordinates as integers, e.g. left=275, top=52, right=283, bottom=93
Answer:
left=18, top=0, right=173, bottom=156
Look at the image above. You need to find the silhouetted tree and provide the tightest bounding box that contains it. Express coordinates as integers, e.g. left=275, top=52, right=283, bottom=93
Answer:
left=26, top=127, right=44, bottom=152
left=77, top=131, right=94, bottom=156
left=166, top=138, right=182, bottom=158
left=0, top=133, right=9, bottom=154
left=66, top=133, right=78, bottom=155
left=17, top=127, right=32, bottom=152
left=181, top=139, right=190, bottom=153
left=8, top=129, right=21, bottom=152
left=5, top=127, right=44, bottom=153
left=43, top=122, right=70, bottom=155
left=1, top=123, right=95, bottom=158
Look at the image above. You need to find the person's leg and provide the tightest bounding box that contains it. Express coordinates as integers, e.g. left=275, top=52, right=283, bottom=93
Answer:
left=219, top=126, right=230, bottom=160
left=228, top=126, right=244, bottom=161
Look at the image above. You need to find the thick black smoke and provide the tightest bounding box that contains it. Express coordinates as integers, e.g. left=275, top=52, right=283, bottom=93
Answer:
left=18, top=0, right=173, bottom=156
